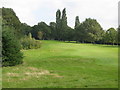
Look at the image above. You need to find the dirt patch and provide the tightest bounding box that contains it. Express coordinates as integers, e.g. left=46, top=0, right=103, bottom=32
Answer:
left=25, top=70, right=50, bottom=76
left=6, top=68, right=63, bottom=81
left=7, top=73, right=19, bottom=77
left=24, top=70, right=64, bottom=78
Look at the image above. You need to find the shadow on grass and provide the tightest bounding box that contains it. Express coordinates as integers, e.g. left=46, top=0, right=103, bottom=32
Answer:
left=65, top=41, right=119, bottom=48
left=99, top=45, right=118, bottom=48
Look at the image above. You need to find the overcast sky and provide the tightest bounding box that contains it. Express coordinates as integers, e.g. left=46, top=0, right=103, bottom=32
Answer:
left=1, top=0, right=119, bottom=30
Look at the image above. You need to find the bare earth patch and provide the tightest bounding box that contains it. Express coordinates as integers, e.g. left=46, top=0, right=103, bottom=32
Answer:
left=6, top=67, right=64, bottom=82
left=25, top=70, right=50, bottom=76
left=7, top=73, right=19, bottom=77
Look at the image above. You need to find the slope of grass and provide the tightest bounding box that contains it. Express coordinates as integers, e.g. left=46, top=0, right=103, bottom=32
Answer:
left=2, top=40, right=118, bottom=88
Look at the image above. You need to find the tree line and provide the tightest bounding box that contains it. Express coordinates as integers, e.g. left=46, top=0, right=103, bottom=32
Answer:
left=1, top=7, right=119, bottom=66
left=31, top=8, right=119, bottom=45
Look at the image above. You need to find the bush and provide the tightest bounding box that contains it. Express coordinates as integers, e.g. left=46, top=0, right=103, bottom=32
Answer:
left=2, top=28, right=23, bottom=66
left=21, top=33, right=41, bottom=49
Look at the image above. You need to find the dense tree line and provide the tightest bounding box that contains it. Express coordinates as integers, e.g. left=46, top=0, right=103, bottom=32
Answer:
left=1, top=7, right=119, bottom=66
left=30, top=8, right=118, bottom=45
left=2, top=7, right=118, bottom=45
left=1, top=7, right=119, bottom=45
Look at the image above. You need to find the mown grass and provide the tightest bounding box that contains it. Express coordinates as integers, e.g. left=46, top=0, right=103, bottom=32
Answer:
left=2, top=40, right=118, bottom=88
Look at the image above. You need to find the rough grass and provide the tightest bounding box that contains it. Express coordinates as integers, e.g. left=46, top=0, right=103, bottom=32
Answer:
left=2, top=40, right=118, bottom=88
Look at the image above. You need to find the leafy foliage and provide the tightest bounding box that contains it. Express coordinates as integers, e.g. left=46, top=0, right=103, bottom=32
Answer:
left=1, top=7, right=23, bottom=66
left=75, top=16, right=80, bottom=29
left=2, top=27, right=23, bottom=66
left=56, top=9, right=62, bottom=40
left=103, top=28, right=117, bottom=45
left=32, top=22, right=51, bottom=40
left=20, top=23, right=32, bottom=36
left=2, top=7, right=32, bottom=38
left=30, top=8, right=118, bottom=45
left=49, top=22, right=56, bottom=40
left=75, top=18, right=104, bottom=43
left=21, top=33, right=41, bottom=50
left=2, top=7, right=22, bottom=38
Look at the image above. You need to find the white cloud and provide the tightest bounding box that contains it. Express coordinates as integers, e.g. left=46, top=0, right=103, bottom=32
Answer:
left=1, top=0, right=119, bottom=29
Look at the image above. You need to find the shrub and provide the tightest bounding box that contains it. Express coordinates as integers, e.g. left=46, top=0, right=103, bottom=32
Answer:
left=21, top=33, right=41, bottom=49
left=2, top=28, right=23, bottom=66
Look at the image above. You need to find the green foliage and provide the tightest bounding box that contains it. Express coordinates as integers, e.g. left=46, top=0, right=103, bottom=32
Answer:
left=2, top=7, right=118, bottom=47
left=2, top=27, right=23, bottom=66
left=1, top=7, right=32, bottom=38
left=56, top=9, right=62, bottom=40
left=2, top=8, right=21, bottom=29
left=20, top=23, right=32, bottom=36
left=76, top=18, right=103, bottom=43
left=103, top=28, right=117, bottom=45
left=66, top=26, right=75, bottom=41
left=1, top=7, right=22, bottom=39
left=21, top=33, right=41, bottom=49
left=49, top=22, right=56, bottom=40
left=29, top=8, right=118, bottom=44
left=32, top=22, right=51, bottom=40
left=55, top=8, right=70, bottom=41
left=75, top=16, right=80, bottom=29
left=61, top=8, right=68, bottom=41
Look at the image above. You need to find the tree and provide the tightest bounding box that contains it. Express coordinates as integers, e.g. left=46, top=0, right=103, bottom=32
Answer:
left=1, top=8, right=32, bottom=38
left=105, top=28, right=117, bottom=45
left=2, top=27, right=23, bottom=66
left=97, top=30, right=106, bottom=44
left=75, top=23, right=87, bottom=43
left=49, top=22, right=56, bottom=40
left=31, top=22, right=51, bottom=40
left=61, top=8, right=68, bottom=41
left=56, top=9, right=62, bottom=40
left=55, top=8, right=68, bottom=41
left=75, top=16, right=80, bottom=29
left=20, top=23, right=32, bottom=36
left=74, top=16, right=80, bottom=42
left=76, top=18, right=103, bottom=43
left=2, top=7, right=22, bottom=39
left=66, top=26, right=75, bottom=41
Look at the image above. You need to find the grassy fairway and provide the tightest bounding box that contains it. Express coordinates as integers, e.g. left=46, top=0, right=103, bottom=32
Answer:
left=2, top=40, right=118, bottom=88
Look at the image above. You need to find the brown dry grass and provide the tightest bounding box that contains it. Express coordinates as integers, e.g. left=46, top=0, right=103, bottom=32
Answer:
left=7, top=73, right=19, bottom=77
